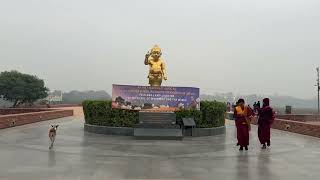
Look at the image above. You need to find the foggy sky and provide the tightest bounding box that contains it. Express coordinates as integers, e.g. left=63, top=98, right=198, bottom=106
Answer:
left=0, top=0, right=319, bottom=99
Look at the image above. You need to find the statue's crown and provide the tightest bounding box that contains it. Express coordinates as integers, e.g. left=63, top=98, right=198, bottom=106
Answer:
left=151, top=45, right=161, bottom=53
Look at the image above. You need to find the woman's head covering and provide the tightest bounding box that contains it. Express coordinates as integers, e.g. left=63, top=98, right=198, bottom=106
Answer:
left=237, top=98, right=245, bottom=104
left=263, top=98, right=270, bottom=106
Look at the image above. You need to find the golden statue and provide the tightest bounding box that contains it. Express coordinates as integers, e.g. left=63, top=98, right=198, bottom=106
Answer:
left=144, top=45, right=167, bottom=86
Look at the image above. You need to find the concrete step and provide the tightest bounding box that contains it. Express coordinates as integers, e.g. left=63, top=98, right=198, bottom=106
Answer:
left=133, top=128, right=183, bottom=140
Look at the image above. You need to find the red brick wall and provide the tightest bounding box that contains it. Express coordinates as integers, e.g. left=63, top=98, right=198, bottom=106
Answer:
left=33, top=104, right=82, bottom=108
left=251, top=118, right=320, bottom=138
left=0, top=108, right=53, bottom=115
left=276, top=114, right=319, bottom=122
left=0, top=109, right=73, bottom=129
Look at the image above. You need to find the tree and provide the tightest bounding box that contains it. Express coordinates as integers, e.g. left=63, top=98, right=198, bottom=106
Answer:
left=0, top=70, right=49, bottom=107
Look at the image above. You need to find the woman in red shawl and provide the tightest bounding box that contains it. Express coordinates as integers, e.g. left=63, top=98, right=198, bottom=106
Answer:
left=258, top=98, right=274, bottom=149
left=234, top=99, right=253, bottom=151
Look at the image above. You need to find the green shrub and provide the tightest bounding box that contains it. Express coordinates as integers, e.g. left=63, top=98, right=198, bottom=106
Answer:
left=82, top=100, right=138, bottom=127
left=82, top=100, right=226, bottom=128
left=176, top=101, right=226, bottom=128
left=200, top=101, right=226, bottom=127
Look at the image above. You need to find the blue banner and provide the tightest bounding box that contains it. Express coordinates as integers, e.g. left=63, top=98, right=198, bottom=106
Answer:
left=112, top=84, right=200, bottom=111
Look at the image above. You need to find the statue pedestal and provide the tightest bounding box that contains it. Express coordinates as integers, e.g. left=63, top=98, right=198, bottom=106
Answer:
left=133, top=111, right=183, bottom=140
left=112, top=84, right=200, bottom=140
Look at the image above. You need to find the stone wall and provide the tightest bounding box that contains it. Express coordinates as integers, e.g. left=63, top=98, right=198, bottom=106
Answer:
left=251, top=118, right=320, bottom=138
left=35, top=104, right=82, bottom=108
left=0, top=109, right=73, bottom=129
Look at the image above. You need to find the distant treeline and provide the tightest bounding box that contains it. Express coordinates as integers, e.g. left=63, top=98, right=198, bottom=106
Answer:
left=61, top=90, right=111, bottom=104
left=201, top=93, right=318, bottom=114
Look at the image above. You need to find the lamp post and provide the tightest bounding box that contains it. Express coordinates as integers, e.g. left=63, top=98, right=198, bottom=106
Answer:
left=316, top=67, right=320, bottom=115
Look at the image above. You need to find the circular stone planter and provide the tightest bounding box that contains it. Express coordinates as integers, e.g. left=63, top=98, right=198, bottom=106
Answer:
left=84, top=123, right=225, bottom=137
left=84, top=124, right=134, bottom=136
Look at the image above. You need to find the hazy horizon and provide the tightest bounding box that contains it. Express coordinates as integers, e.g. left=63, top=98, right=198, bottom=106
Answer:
left=1, top=0, right=319, bottom=99
left=50, top=89, right=317, bottom=101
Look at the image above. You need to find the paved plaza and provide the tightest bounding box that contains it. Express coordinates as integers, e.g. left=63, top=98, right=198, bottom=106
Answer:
left=1, top=115, right=320, bottom=180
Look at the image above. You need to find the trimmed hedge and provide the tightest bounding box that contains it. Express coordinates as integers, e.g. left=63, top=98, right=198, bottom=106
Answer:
left=83, top=100, right=226, bottom=128
left=176, top=101, right=226, bottom=128
left=82, top=100, right=138, bottom=127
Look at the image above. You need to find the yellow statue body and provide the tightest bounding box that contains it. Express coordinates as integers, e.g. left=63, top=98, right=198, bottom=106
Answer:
left=144, top=45, right=167, bottom=86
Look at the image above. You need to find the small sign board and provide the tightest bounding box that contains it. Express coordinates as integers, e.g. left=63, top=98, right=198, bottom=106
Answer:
left=182, top=118, right=196, bottom=127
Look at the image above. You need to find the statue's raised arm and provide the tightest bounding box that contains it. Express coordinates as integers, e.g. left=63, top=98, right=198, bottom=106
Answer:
left=144, top=45, right=167, bottom=86
left=144, top=51, right=150, bottom=65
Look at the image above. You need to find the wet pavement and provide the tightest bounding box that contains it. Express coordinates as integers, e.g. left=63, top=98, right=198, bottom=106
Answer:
left=0, top=116, right=320, bottom=180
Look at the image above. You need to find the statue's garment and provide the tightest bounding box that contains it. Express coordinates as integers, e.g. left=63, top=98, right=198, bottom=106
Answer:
left=147, top=57, right=165, bottom=86
left=148, top=58, right=165, bottom=77
left=148, top=58, right=164, bottom=74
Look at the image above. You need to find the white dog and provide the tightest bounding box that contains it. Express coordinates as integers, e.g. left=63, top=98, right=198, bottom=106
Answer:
left=49, top=125, right=59, bottom=149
